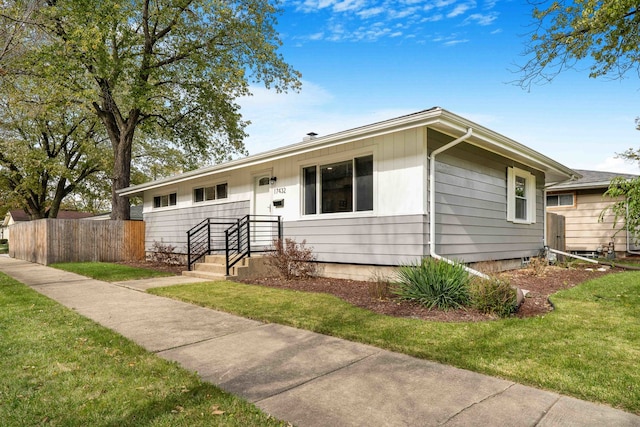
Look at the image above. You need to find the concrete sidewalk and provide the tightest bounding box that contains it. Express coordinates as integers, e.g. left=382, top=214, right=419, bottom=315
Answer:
left=1, top=255, right=638, bottom=427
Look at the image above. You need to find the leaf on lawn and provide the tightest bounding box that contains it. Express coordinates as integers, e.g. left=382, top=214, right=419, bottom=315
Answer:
left=210, top=405, right=225, bottom=415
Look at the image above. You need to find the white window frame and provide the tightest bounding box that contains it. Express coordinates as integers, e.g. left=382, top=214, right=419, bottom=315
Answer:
left=546, top=192, right=575, bottom=208
left=192, top=182, right=228, bottom=204
left=302, top=154, right=374, bottom=216
left=153, top=192, right=177, bottom=209
left=507, top=167, right=536, bottom=224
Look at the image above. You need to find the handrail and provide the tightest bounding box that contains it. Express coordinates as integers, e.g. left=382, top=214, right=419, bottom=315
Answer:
left=186, top=215, right=282, bottom=273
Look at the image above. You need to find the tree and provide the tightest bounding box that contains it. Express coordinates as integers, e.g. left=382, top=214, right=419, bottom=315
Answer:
left=518, top=1, right=640, bottom=89
left=0, top=83, right=110, bottom=218
left=1, top=0, right=301, bottom=219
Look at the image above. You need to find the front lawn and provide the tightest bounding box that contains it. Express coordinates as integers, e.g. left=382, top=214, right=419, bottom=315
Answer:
left=150, top=272, right=640, bottom=414
left=52, top=261, right=173, bottom=282
left=0, top=273, right=287, bottom=426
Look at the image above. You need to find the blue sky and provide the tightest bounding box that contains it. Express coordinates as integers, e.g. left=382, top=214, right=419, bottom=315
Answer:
left=239, top=0, right=640, bottom=175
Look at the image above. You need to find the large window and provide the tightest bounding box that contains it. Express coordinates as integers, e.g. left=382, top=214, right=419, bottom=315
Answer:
left=546, top=193, right=574, bottom=208
left=153, top=192, right=177, bottom=208
left=193, top=183, right=228, bottom=203
left=507, top=167, right=536, bottom=224
left=303, top=155, right=373, bottom=215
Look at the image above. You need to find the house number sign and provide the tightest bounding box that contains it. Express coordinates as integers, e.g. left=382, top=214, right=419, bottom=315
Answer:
left=273, top=187, right=286, bottom=195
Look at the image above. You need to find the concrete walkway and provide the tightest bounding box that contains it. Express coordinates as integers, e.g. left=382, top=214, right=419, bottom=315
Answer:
left=1, top=255, right=638, bottom=427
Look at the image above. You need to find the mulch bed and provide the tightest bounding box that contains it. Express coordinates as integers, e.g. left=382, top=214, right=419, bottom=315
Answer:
left=122, top=260, right=622, bottom=322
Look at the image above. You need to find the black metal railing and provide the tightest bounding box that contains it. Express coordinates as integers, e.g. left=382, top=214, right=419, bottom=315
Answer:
left=186, top=215, right=282, bottom=274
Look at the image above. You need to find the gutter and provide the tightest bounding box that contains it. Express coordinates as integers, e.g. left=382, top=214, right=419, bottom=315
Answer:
left=428, top=127, right=489, bottom=279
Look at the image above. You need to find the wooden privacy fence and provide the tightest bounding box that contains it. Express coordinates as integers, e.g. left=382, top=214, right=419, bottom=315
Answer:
left=9, top=219, right=145, bottom=265
left=546, top=212, right=566, bottom=252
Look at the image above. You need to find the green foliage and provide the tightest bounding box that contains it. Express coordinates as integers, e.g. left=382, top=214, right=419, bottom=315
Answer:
left=0, top=77, right=111, bottom=217
left=601, top=176, right=640, bottom=238
left=266, top=238, right=317, bottom=280
left=518, top=1, right=640, bottom=88
left=1, top=0, right=302, bottom=219
left=393, top=258, right=471, bottom=310
left=470, top=277, right=517, bottom=318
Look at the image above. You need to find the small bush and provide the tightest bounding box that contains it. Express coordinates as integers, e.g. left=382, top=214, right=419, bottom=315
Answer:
left=368, top=270, right=392, bottom=300
left=393, top=258, right=471, bottom=310
left=0, top=238, right=7, bottom=244
left=149, top=240, right=183, bottom=265
left=267, top=238, right=317, bottom=280
left=526, top=256, right=548, bottom=276
left=470, top=277, right=518, bottom=317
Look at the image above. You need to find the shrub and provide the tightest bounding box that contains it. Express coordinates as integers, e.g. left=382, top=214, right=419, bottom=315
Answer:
left=470, top=277, right=518, bottom=317
left=368, top=270, right=392, bottom=300
left=393, top=258, right=471, bottom=310
left=267, top=238, right=317, bottom=280
left=149, top=240, right=183, bottom=265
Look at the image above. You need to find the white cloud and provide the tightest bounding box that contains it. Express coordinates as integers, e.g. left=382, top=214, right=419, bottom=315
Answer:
left=463, top=12, right=498, bottom=26
left=592, top=157, right=640, bottom=175
left=357, top=6, right=385, bottom=18
left=447, top=1, right=476, bottom=18
left=333, top=0, right=367, bottom=12
left=238, top=82, right=416, bottom=155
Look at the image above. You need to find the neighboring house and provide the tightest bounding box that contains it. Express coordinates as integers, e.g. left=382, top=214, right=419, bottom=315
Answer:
left=84, top=205, right=144, bottom=221
left=546, top=169, right=640, bottom=257
left=119, top=107, right=577, bottom=276
left=2, top=209, right=95, bottom=244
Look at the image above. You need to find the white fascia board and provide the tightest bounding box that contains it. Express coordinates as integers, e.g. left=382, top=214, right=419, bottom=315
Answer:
left=118, top=107, right=577, bottom=196
left=118, top=108, right=445, bottom=197
left=435, top=110, right=577, bottom=183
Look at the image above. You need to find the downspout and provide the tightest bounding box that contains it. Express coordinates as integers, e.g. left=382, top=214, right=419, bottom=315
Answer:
left=429, top=128, right=489, bottom=279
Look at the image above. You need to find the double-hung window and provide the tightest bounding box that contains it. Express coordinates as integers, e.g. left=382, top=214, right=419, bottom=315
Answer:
left=303, top=155, right=373, bottom=215
left=193, top=183, right=228, bottom=203
left=153, top=192, right=177, bottom=208
left=507, top=167, right=536, bottom=224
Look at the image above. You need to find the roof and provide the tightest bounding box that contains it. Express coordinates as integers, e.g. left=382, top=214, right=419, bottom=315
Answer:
left=548, top=169, right=639, bottom=191
left=118, top=107, right=578, bottom=197
left=84, top=205, right=143, bottom=221
left=6, top=209, right=96, bottom=222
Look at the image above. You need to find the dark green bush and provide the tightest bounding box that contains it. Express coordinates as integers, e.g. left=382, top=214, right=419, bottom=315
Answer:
left=393, top=258, right=471, bottom=310
left=470, top=277, right=518, bottom=317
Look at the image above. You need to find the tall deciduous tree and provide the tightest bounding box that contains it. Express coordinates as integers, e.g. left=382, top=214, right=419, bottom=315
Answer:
left=1, top=0, right=301, bottom=219
left=518, top=1, right=640, bottom=89
left=0, top=79, right=110, bottom=218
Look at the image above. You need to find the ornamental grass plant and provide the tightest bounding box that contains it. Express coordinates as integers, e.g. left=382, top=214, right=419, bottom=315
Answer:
left=393, top=257, right=471, bottom=310
left=470, top=277, right=518, bottom=317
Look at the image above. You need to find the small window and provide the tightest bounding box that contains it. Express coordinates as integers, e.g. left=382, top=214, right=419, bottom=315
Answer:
left=547, top=193, right=574, bottom=207
left=193, top=183, right=228, bottom=203
left=507, top=167, right=536, bottom=224
left=153, top=192, right=177, bottom=208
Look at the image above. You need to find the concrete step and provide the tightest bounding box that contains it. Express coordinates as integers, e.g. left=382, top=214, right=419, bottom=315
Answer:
left=182, top=270, right=229, bottom=280
left=193, top=262, right=227, bottom=274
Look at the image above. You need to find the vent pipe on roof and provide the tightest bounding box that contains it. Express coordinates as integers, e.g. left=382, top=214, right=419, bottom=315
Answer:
left=303, top=132, right=318, bottom=141
left=428, top=127, right=489, bottom=279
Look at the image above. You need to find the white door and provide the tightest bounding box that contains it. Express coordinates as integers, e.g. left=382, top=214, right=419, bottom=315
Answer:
left=253, top=175, right=273, bottom=247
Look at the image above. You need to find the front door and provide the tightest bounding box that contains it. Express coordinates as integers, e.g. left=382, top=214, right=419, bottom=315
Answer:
left=253, top=175, right=273, bottom=247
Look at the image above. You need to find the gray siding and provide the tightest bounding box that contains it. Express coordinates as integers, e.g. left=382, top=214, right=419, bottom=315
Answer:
left=429, top=129, right=544, bottom=263
left=144, top=201, right=250, bottom=253
left=284, top=215, right=427, bottom=266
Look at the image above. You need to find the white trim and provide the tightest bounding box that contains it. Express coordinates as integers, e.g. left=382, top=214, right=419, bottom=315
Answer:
left=507, top=167, right=536, bottom=224
left=118, top=108, right=576, bottom=197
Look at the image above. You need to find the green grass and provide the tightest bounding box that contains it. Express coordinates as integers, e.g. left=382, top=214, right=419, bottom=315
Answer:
left=150, top=273, right=640, bottom=414
left=52, top=262, right=173, bottom=282
left=0, top=273, right=286, bottom=426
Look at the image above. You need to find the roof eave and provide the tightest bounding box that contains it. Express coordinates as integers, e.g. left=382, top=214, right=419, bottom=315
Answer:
left=118, top=107, right=576, bottom=196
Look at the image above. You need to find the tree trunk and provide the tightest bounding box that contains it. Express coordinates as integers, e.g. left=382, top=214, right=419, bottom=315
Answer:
left=111, top=130, right=133, bottom=220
